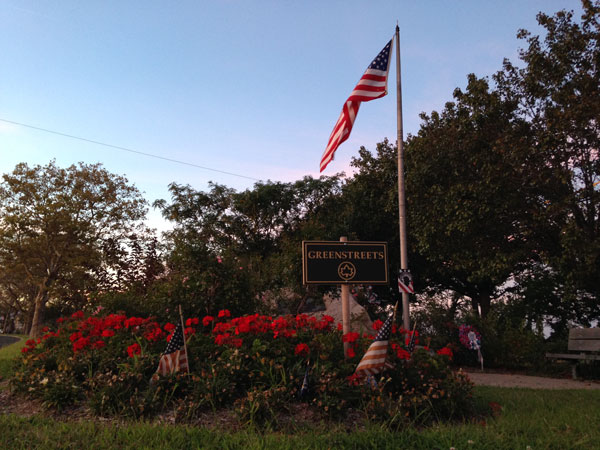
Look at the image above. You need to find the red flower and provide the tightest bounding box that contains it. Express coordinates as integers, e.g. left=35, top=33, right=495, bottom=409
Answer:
left=213, top=322, right=233, bottom=334
left=347, top=373, right=361, bottom=386
left=73, top=337, right=90, bottom=353
left=21, top=347, right=29, bottom=354
left=69, top=332, right=83, bottom=343
left=126, top=343, right=141, bottom=358
left=294, top=343, right=310, bottom=357
left=342, top=332, right=360, bottom=343
left=372, top=320, right=383, bottom=331
left=396, top=348, right=411, bottom=360
left=25, top=339, right=36, bottom=348
left=71, top=311, right=84, bottom=320
left=124, top=317, right=146, bottom=328
left=101, top=329, right=115, bottom=338
left=164, top=323, right=176, bottom=332
left=144, top=327, right=165, bottom=342
left=271, top=316, right=291, bottom=330
left=186, top=318, right=199, bottom=327
left=41, top=326, right=49, bottom=333
left=273, top=329, right=296, bottom=339
left=346, top=347, right=356, bottom=358
left=230, top=338, right=243, bottom=348
left=92, top=340, right=105, bottom=349
left=184, top=327, right=195, bottom=337
left=437, top=346, right=453, bottom=359
left=218, top=309, right=231, bottom=319
left=214, top=333, right=230, bottom=346
left=337, top=323, right=343, bottom=331
left=202, top=316, right=214, bottom=327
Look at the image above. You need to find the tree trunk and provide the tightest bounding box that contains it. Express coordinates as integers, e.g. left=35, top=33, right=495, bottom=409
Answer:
left=29, top=290, right=48, bottom=338
left=470, top=294, right=491, bottom=318
left=479, top=294, right=491, bottom=318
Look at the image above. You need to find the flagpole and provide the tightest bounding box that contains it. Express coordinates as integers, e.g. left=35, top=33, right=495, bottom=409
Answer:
left=178, top=304, right=191, bottom=374
left=395, top=25, right=410, bottom=330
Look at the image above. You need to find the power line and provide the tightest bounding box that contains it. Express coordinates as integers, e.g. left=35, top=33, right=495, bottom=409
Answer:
left=0, top=118, right=261, bottom=182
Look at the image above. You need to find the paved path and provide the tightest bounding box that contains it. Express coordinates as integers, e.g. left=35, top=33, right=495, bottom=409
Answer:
left=464, top=369, right=600, bottom=390
left=0, top=336, right=20, bottom=349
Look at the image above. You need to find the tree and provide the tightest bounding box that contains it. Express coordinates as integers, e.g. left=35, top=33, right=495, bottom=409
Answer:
left=404, top=75, right=545, bottom=317
left=154, top=176, right=344, bottom=316
left=495, top=0, right=600, bottom=327
left=0, top=161, right=147, bottom=337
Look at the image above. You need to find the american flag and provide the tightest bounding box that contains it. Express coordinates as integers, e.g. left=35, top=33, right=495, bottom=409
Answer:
left=406, top=330, right=416, bottom=354
left=320, top=38, right=394, bottom=172
left=154, top=322, right=188, bottom=378
left=354, top=313, right=394, bottom=377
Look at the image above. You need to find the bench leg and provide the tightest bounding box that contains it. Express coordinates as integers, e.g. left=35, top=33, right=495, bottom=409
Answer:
left=571, top=364, right=577, bottom=380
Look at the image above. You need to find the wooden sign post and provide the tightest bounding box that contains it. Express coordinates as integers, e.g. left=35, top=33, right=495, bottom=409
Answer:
left=340, top=237, right=351, bottom=356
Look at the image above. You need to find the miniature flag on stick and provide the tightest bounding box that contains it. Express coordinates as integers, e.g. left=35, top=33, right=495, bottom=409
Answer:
left=354, top=313, right=394, bottom=377
left=154, top=322, right=188, bottom=377
left=320, top=38, right=393, bottom=172
left=406, top=321, right=418, bottom=354
left=152, top=309, right=190, bottom=381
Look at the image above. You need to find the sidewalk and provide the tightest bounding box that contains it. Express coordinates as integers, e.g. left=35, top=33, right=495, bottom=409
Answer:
left=463, top=369, right=600, bottom=389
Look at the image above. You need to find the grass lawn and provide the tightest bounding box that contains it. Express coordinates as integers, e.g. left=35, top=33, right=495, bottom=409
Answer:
left=0, top=334, right=26, bottom=380
left=2, top=337, right=599, bottom=449
left=0, top=387, right=598, bottom=449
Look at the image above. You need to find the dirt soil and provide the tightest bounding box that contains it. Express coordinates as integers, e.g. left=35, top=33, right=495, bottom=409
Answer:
left=461, top=368, right=600, bottom=390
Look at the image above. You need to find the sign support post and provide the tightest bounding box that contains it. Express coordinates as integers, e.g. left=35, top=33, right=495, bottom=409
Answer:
left=340, top=236, right=351, bottom=357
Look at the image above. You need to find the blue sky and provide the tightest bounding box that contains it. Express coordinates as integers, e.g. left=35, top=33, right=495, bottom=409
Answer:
left=0, top=0, right=583, bottom=231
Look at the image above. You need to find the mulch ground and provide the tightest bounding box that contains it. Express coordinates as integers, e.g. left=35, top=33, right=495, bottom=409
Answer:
left=1, top=371, right=597, bottom=425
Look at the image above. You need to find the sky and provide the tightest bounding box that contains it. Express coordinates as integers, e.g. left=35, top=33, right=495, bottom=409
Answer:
left=0, top=0, right=584, bottom=232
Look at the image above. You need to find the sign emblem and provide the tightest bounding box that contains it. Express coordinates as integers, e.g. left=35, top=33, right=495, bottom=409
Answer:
left=337, top=262, right=356, bottom=281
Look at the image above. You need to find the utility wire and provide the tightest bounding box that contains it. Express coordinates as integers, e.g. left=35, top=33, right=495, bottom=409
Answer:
left=0, top=118, right=261, bottom=182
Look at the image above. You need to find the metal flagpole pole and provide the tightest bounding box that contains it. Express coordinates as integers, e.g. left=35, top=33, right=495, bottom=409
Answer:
left=395, top=25, right=410, bottom=330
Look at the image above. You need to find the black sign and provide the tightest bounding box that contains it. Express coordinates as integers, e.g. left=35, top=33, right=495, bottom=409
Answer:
left=302, top=241, right=388, bottom=285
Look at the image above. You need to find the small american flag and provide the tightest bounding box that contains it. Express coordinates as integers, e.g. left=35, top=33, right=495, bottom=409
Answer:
left=154, top=322, right=188, bottom=378
left=354, top=313, right=394, bottom=377
left=406, top=330, right=416, bottom=354
left=320, top=38, right=394, bottom=172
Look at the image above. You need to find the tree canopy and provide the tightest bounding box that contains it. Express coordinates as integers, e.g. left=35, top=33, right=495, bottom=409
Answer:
left=0, top=161, right=148, bottom=337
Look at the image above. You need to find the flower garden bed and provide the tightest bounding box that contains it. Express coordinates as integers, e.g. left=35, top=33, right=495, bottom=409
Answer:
left=13, top=310, right=474, bottom=429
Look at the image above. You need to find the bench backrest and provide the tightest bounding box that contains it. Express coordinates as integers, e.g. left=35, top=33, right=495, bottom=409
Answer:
left=568, top=328, right=600, bottom=352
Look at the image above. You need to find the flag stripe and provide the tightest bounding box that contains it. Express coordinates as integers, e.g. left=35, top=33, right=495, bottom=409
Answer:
left=320, top=38, right=393, bottom=172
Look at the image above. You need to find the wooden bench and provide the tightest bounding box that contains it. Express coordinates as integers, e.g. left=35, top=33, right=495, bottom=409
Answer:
left=546, top=328, right=600, bottom=379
